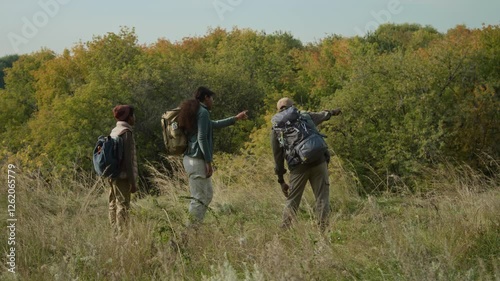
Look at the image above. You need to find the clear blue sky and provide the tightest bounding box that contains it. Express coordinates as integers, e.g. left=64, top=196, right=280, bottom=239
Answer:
left=1, top=0, right=499, bottom=57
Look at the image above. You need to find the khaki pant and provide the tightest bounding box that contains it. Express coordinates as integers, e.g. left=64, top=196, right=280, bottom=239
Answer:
left=283, top=161, right=330, bottom=230
left=108, top=178, right=131, bottom=233
left=183, top=156, right=213, bottom=223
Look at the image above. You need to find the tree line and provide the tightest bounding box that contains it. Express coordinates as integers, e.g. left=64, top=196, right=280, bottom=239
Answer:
left=1, top=24, right=498, bottom=192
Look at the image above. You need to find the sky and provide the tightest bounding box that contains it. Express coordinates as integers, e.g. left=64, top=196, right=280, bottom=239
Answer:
left=1, top=0, right=499, bottom=57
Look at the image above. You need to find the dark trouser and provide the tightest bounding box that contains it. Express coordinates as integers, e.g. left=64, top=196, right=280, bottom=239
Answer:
left=282, top=161, right=330, bottom=230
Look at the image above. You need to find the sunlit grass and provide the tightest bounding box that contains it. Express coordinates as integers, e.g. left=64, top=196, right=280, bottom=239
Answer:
left=0, top=155, right=498, bottom=280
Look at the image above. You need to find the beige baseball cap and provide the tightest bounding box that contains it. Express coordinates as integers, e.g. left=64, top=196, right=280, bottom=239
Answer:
left=276, top=97, right=294, bottom=111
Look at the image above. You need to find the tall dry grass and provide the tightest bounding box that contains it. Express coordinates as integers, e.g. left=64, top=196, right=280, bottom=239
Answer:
left=0, top=155, right=498, bottom=280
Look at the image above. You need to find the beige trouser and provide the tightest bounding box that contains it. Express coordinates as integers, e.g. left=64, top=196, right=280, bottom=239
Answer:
left=183, top=156, right=213, bottom=223
left=108, top=178, right=131, bottom=233
left=283, top=161, right=330, bottom=230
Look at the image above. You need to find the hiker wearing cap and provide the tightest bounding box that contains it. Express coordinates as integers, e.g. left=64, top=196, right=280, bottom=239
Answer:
left=108, top=104, right=138, bottom=233
left=271, top=97, right=341, bottom=231
left=178, top=86, right=248, bottom=225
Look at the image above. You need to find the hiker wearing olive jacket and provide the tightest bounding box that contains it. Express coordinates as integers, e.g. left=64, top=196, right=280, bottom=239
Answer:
left=178, top=86, right=248, bottom=225
left=271, top=97, right=341, bottom=231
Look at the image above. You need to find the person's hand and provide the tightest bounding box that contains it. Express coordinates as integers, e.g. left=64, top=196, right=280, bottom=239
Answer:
left=205, top=162, right=214, bottom=178
left=280, top=182, right=290, bottom=198
left=130, top=183, right=137, bottom=194
left=235, top=110, right=248, bottom=121
left=330, top=108, right=342, bottom=116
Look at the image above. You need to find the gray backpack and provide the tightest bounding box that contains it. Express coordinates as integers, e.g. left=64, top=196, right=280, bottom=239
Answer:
left=272, top=107, right=328, bottom=167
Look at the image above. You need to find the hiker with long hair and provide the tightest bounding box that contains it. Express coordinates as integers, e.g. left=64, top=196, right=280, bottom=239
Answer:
left=178, top=86, right=248, bottom=224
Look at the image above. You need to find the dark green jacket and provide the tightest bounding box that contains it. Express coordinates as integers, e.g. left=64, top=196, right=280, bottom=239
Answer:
left=184, top=103, right=236, bottom=163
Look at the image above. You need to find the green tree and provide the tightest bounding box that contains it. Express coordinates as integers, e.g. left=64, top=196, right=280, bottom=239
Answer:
left=2, top=24, right=497, bottom=190
left=0, top=54, right=20, bottom=88
left=0, top=50, right=55, bottom=156
left=366, top=23, right=441, bottom=53
left=330, top=25, right=500, bottom=191
left=20, top=28, right=143, bottom=173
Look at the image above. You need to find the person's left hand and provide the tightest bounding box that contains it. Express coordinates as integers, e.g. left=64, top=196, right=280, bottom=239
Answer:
left=236, top=110, right=248, bottom=121
left=205, top=162, right=214, bottom=178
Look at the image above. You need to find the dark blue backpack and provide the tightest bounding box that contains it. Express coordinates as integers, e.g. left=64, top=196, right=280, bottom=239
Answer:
left=93, top=135, right=123, bottom=178
left=272, top=107, right=328, bottom=167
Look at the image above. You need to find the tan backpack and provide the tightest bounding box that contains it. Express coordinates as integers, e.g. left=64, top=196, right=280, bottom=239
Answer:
left=161, top=107, right=187, bottom=155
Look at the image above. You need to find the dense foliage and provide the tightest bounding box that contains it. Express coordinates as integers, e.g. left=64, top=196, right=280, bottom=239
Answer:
left=0, top=54, right=19, bottom=88
left=1, top=24, right=498, bottom=191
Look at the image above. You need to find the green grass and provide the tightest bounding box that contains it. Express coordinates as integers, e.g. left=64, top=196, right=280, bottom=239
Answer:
left=1, top=155, right=499, bottom=280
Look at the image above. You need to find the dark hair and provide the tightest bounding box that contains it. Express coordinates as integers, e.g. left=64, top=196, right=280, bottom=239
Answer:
left=178, top=87, right=215, bottom=133
left=178, top=99, right=199, bottom=134
left=194, top=86, right=215, bottom=102
left=178, top=87, right=214, bottom=134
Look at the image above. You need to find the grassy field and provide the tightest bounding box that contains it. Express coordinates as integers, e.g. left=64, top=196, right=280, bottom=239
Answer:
left=1, top=155, right=499, bottom=280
